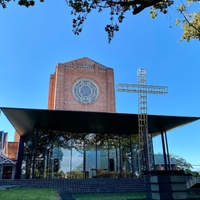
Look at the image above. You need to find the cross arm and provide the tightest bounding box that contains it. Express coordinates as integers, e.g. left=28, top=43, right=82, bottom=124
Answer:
left=116, top=83, right=168, bottom=94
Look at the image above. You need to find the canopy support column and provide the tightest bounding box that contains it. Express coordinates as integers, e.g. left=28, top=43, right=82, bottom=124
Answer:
left=165, top=131, right=171, bottom=170
left=0, top=164, right=3, bottom=179
left=161, top=130, right=168, bottom=171
left=32, top=128, right=39, bottom=179
left=15, top=136, right=24, bottom=179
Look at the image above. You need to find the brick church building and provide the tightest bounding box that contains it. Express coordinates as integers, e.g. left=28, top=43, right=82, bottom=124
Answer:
left=48, top=57, right=115, bottom=112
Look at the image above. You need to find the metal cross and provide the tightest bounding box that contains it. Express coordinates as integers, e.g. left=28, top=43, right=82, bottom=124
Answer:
left=117, top=69, right=168, bottom=173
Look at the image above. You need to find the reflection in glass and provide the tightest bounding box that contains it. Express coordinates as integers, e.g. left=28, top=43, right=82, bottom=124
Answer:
left=21, top=130, right=139, bottom=179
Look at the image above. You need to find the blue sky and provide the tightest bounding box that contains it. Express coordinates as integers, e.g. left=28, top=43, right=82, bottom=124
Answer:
left=0, top=1, right=200, bottom=170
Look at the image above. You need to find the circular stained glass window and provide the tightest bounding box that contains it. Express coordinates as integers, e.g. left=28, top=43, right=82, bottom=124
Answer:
left=73, top=79, right=99, bottom=104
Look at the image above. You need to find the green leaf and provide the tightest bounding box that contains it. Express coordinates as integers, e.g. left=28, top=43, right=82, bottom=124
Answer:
left=149, top=10, right=157, bottom=19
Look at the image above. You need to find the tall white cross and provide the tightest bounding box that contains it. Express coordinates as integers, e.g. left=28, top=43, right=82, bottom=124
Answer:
left=117, top=69, right=168, bottom=173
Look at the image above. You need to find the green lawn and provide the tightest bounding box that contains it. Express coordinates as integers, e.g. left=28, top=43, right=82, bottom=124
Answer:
left=0, top=188, right=146, bottom=200
left=0, top=188, right=60, bottom=200
left=73, top=193, right=146, bottom=200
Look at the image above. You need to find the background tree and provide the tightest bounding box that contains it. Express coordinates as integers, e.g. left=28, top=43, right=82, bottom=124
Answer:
left=1, top=0, right=199, bottom=42
left=176, top=2, right=200, bottom=42
left=170, top=154, right=193, bottom=173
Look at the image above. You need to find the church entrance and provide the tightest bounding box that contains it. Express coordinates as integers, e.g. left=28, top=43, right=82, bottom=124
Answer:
left=2, top=166, right=13, bottom=179
left=0, top=153, right=16, bottom=179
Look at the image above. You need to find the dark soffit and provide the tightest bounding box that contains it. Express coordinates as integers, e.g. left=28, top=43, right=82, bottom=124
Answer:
left=1, top=107, right=199, bottom=137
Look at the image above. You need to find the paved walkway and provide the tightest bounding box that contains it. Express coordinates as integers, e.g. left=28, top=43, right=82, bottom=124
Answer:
left=58, top=189, right=75, bottom=200
left=0, top=185, right=19, bottom=190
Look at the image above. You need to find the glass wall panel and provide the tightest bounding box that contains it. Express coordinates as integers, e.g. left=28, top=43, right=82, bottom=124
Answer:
left=21, top=129, right=140, bottom=179
left=119, top=134, right=132, bottom=177
left=71, top=145, right=83, bottom=178
left=100, top=134, right=109, bottom=177
left=36, top=130, right=56, bottom=178
left=131, top=134, right=140, bottom=177
left=58, top=133, right=72, bottom=178
left=108, top=134, right=119, bottom=177
left=61, top=133, right=84, bottom=178
left=21, top=139, right=33, bottom=179
left=94, top=133, right=108, bottom=178
left=85, top=133, right=96, bottom=178
left=59, top=148, right=70, bottom=178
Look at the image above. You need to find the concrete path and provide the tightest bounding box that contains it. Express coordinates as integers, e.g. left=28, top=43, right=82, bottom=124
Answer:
left=0, top=185, right=19, bottom=190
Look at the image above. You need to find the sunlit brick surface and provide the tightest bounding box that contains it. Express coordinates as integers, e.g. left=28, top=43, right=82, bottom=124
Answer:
left=48, top=57, right=115, bottom=112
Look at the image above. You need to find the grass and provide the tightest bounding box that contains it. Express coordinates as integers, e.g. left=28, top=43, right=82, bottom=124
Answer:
left=0, top=188, right=60, bottom=200
left=0, top=188, right=146, bottom=200
left=73, top=193, right=146, bottom=200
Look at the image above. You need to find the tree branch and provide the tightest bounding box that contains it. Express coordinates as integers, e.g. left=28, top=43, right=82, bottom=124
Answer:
left=181, top=11, right=200, bottom=33
left=108, top=0, right=164, bottom=14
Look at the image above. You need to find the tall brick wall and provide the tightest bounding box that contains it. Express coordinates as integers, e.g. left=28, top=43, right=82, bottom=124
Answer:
left=14, top=131, right=20, bottom=142
left=7, top=142, right=18, bottom=162
left=48, top=57, right=116, bottom=112
left=48, top=74, right=56, bottom=109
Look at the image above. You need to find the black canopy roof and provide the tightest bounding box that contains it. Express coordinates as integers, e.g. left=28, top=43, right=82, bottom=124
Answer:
left=1, top=107, right=199, bottom=137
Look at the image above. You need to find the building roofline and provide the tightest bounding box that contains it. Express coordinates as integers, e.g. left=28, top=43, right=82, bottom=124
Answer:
left=1, top=107, right=199, bottom=138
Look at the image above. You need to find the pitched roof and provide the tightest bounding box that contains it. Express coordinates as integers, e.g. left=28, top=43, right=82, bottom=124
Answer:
left=60, top=57, right=112, bottom=70
left=154, top=154, right=178, bottom=165
left=0, top=153, right=15, bottom=165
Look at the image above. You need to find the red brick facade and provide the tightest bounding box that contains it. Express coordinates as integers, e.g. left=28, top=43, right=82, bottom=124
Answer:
left=7, top=142, right=19, bottom=163
left=48, top=57, right=116, bottom=112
